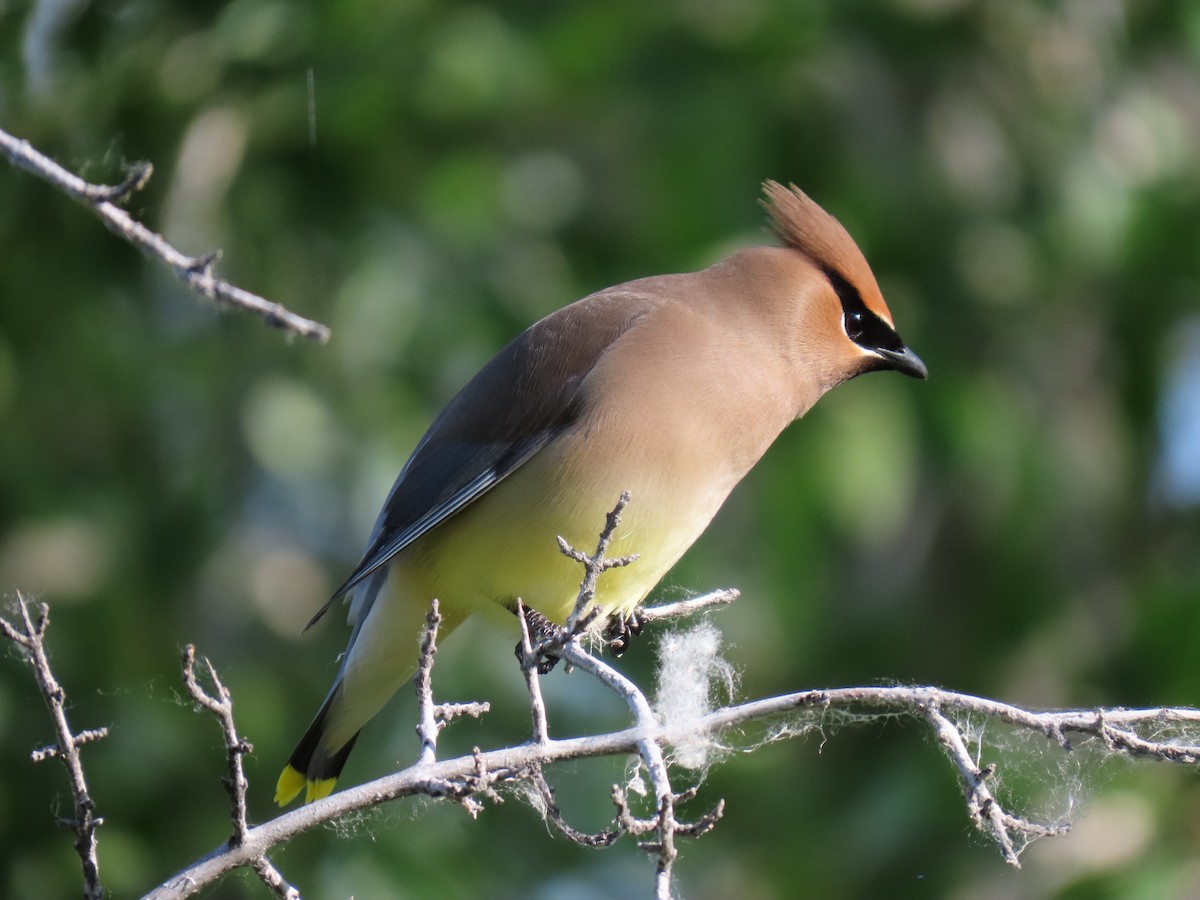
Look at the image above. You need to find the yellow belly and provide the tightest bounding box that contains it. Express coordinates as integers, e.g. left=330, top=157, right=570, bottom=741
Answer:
left=394, top=443, right=719, bottom=626
left=329, top=444, right=724, bottom=751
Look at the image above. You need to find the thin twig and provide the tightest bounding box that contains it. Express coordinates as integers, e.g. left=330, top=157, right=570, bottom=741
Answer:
left=32, top=727, right=109, bottom=763
left=559, top=641, right=681, bottom=898
left=612, top=785, right=656, bottom=835
left=413, top=601, right=489, bottom=771
left=516, top=600, right=551, bottom=745
left=250, top=857, right=301, bottom=900
left=675, top=798, right=725, bottom=838
left=545, top=494, right=690, bottom=898
left=182, top=646, right=252, bottom=844
left=436, top=702, right=491, bottom=723
left=532, top=769, right=621, bottom=847
left=1, top=594, right=106, bottom=900
left=634, top=589, right=740, bottom=625
left=519, top=493, right=642, bottom=670
left=560, top=491, right=639, bottom=633
left=924, top=704, right=1068, bottom=865
left=0, top=126, right=331, bottom=343
left=181, top=645, right=297, bottom=895
left=415, top=601, right=444, bottom=765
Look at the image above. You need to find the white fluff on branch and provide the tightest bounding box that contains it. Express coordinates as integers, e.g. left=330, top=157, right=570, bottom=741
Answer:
left=653, top=620, right=736, bottom=769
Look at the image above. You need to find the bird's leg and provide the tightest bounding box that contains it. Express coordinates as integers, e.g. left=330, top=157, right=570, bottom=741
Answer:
left=604, top=608, right=646, bottom=657
left=513, top=605, right=562, bottom=675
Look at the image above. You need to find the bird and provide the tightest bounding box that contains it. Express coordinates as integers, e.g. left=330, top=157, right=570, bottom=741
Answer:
left=275, top=180, right=927, bottom=806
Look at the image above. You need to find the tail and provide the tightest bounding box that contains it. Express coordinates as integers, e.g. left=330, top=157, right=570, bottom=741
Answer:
left=274, top=687, right=360, bottom=806
left=277, top=576, right=460, bottom=805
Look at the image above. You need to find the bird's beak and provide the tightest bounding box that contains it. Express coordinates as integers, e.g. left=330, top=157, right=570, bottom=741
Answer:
left=874, top=345, right=928, bottom=380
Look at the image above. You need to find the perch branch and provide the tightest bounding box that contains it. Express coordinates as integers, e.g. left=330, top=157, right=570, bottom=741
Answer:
left=560, top=641, right=681, bottom=899
left=0, top=126, right=330, bottom=343
left=13, top=488, right=1200, bottom=897
left=516, top=599, right=551, bottom=745
left=522, top=494, right=729, bottom=898
left=10, top=585, right=1200, bottom=899
left=558, top=489, right=639, bottom=633
left=144, top=678, right=1200, bottom=899
left=634, top=588, right=740, bottom=625
left=544, top=495, right=682, bottom=898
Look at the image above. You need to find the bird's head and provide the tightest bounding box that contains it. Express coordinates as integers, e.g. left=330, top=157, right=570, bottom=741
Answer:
left=759, top=180, right=927, bottom=389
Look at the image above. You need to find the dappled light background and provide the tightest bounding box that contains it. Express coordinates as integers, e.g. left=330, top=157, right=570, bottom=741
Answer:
left=2, top=1, right=1200, bottom=897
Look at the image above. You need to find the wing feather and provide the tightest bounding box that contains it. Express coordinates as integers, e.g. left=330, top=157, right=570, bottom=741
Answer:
left=304, top=288, right=658, bottom=630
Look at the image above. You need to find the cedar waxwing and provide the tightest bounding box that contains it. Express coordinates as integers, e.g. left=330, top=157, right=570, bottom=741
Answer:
left=275, top=181, right=927, bottom=805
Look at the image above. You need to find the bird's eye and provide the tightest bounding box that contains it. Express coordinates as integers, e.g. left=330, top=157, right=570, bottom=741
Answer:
left=844, top=310, right=866, bottom=342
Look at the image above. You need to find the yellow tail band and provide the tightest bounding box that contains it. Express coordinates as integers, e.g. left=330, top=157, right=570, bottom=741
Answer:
left=276, top=765, right=338, bottom=806
left=274, top=765, right=307, bottom=806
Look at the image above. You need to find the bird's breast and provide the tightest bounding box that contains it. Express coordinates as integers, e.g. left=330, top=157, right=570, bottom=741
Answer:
left=392, top=310, right=798, bottom=627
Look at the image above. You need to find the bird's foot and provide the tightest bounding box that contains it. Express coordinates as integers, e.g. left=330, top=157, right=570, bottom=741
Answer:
left=604, top=608, right=645, bottom=657
left=515, top=605, right=562, bottom=674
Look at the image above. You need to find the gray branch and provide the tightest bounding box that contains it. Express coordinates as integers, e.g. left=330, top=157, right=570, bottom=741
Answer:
left=181, top=645, right=298, bottom=898
left=8, top=586, right=1200, bottom=899
left=1, top=594, right=107, bottom=900
left=141, top=680, right=1200, bottom=899
left=0, top=126, right=331, bottom=344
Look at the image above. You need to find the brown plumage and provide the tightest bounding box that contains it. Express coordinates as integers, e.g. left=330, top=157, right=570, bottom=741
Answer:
left=276, top=180, right=927, bottom=805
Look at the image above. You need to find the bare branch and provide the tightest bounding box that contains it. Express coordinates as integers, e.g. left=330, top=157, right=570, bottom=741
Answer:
left=1, top=594, right=106, bottom=900
left=182, top=645, right=252, bottom=844
left=31, top=728, right=110, bottom=763
left=413, top=600, right=490, bottom=769
left=414, top=600, right=445, bottom=766
left=558, top=640, right=682, bottom=898
left=181, top=645, right=296, bottom=895
left=559, top=490, right=638, bottom=633
left=516, top=600, right=551, bottom=745
left=0, top=126, right=331, bottom=343
left=532, top=768, right=621, bottom=847
left=634, top=588, right=740, bottom=625
left=14, top=523, right=1200, bottom=897
left=560, top=499, right=713, bottom=897
left=247, top=683, right=1200, bottom=883
left=924, top=704, right=1068, bottom=866
left=250, top=857, right=301, bottom=900
left=512, top=504, right=733, bottom=897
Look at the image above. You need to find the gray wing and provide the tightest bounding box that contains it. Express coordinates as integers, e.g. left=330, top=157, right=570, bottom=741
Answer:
left=305, top=288, right=655, bottom=630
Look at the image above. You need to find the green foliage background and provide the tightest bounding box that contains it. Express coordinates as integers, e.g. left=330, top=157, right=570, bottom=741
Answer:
left=2, top=1, right=1200, bottom=897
